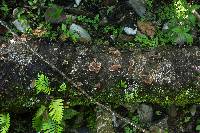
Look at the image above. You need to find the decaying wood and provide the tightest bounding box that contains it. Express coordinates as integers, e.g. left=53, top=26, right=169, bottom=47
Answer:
left=1, top=39, right=199, bottom=91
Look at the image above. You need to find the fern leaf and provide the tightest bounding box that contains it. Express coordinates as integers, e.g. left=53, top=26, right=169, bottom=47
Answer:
left=0, top=113, right=10, bottom=133
left=32, top=105, right=46, bottom=131
left=42, top=119, right=63, bottom=133
left=58, top=82, right=67, bottom=92
left=49, top=99, right=64, bottom=124
left=35, top=73, right=51, bottom=94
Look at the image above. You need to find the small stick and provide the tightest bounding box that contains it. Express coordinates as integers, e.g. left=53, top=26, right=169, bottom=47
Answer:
left=192, top=10, right=200, bottom=22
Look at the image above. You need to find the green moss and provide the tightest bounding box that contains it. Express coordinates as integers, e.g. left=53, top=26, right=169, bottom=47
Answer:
left=125, top=85, right=200, bottom=107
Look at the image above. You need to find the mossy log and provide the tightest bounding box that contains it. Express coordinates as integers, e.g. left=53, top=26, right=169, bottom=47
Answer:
left=0, top=38, right=200, bottom=112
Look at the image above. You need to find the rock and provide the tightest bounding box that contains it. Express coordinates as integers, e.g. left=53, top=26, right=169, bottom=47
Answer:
left=128, top=0, right=146, bottom=17
left=69, top=23, right=91, bottom=42
left=75, top=0, right=82, bottom=7
left=96, top=107, right=115, bottom=133
left=137, top=104, right=153, bottom=123
left=149, top=117, right=168, bottom=133
left=12, top=19, right=30, bottom=33
left=190, top=105, right=196, bottom=116
left=124, top=27, right=137, bottom=35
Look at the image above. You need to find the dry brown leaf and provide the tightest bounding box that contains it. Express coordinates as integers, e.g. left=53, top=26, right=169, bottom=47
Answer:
left=32, top=28, right=46, bottom=37
left=137, top=21, right=156, bottom=37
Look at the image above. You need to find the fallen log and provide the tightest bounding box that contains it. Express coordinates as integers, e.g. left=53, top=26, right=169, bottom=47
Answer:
left=0, top=37, right=200, bottom=112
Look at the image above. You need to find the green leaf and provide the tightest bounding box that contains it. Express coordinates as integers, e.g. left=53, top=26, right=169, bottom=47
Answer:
left=196, top=125, right=200, bottom=131
left=58, top=83, right=67, bottom=92
left=188, top=14, right=196, bottom=25
left=42, top=119, right=63, bottom=133
left=61, top=24, right=66, bottom=32
left=35, top=73, right=51, bottom=95
left=49, top=99, right=64, bottom=124
left=32, top=105, right=46, bottom=131
left=0, top=113, right=10, bottom=133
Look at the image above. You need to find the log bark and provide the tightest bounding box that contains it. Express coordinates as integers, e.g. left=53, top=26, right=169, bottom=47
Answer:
left=0, top=38, right=199, bottom=111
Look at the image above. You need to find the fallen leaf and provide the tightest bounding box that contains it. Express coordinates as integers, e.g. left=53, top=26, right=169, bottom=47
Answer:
left=137, top=21, right=155, bottom=37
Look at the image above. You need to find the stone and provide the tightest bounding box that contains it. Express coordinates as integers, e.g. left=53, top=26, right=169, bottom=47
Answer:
left=69, top=23, right=91, bottom=42
left=137, top=104, right=153, bottom=123
left=128, top=0, right=146, bottom=17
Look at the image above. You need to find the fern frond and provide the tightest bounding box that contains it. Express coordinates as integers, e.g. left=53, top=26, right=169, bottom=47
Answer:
left=32, top=105, right=46, bottom=131
left=0, top=113, right=10, bottom=133
left=35, top=73, right=51, bottom=95
left=49, top=99, right=64, bottom=124
left=58, top=82, right=67, bottom=92
left=42, top=119, right=63, bottom=133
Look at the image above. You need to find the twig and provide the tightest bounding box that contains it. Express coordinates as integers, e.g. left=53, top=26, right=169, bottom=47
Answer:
left=0, top=20, right=17, bottom=36
left=0, top=19, right=148, bottom=132
left=192, top=10, right=200, bottom=22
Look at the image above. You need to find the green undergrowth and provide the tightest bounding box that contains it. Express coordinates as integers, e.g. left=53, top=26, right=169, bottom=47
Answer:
left=1, top=0, right=199, bottom=47
left=1, top=73, right=200, bottom=132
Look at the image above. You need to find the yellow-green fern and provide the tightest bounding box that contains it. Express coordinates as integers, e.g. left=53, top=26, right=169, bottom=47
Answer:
left=32, top=105, right=46, bottom=131
left=42, top=119, right=63, bottom=133
left=0, top=113, right=10, bottom=133
left=32, top=101, right=64, bottom=133
left=35, top=73, right=51, bottom=95
left=49, top=99, right=64, bottom=124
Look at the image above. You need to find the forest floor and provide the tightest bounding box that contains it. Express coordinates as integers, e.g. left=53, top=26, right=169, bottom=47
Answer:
left=0, top=0, right=200, bottom=132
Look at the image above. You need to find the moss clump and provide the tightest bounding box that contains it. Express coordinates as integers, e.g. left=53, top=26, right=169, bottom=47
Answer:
left=125, top=85, right=200, bottom=107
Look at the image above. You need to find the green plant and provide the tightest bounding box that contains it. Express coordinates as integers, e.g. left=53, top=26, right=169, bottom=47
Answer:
left=0, top=1, right=10, bottom=16
left=61, top=23, right=79, bottom=43
left=33, top=73, right=80, bottom=132
left=145, top=0, right=153, bottom=10
left=58, top=82, right=67, bottom=92
left=35, top=73, right=51, bottom=94
left=106, top=6, right=114, bottom=15
left=77, top=14, right=100, bottom=30
left=42, top=119, right=63, bottom=133
left=135, top=34, right=158, bottom=47
left=116, top=80, right=127, bottom=89
left=49, top=99, right=64, bottom=124
left=32, top=99, right=64, bottom=133
left=196, top=119, right=200, bottom=131
left=28, top=0, right=49, bottom=9
left=0, top=113, right=10, bottom=133
left=171, top=26, right=193, bottom=45
left=32, top=105, right=46, bottom=131
left=124, top=127, right=133, bottom=133
left=103, top=25, right=123, bottom=36
left=45, top=4, right=64, bottom=23
left=124, top=115, right=140, bottom=133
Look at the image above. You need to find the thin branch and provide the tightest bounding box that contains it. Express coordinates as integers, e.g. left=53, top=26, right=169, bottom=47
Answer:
left=0, top=20, right=17, bottom=36
left=0, top=19, right=148, bottom=132
left=192, top=10, right=200, bottom=22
